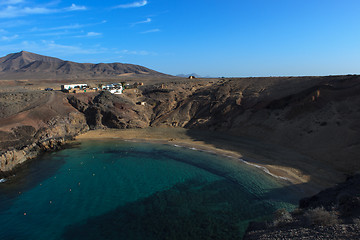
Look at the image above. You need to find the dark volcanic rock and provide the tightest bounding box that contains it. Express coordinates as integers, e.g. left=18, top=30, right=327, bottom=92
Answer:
left=68, top=91, right=151, bottom=130
left=0, top=111, right=88, bottom=172
left=300, top=174, right=360, bottom=219
left=244, top=224, right=360, bottom=240
left=244, top=175, right=360, bottom=240
left=0, top=126, right=37, bottom=151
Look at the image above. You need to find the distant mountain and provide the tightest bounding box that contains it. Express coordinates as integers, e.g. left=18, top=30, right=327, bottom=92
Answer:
left=0, top=51, right=169, bottom=80
left=176, top=73, right=202, bottom=78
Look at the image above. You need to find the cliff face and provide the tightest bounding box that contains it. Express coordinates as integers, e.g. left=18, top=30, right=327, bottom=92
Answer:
left=0, top=111, right=88, bottom=173
left=67, top=91, right=152, bottom=129
left=0, top=91, right=89, bottom=174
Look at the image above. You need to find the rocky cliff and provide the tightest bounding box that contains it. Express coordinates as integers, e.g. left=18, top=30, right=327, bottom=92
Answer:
left=0, top=91, right=88, bottom=175
left=67, top=91, right=151, bottom=129
left=0, top=111, right=88, bottom=174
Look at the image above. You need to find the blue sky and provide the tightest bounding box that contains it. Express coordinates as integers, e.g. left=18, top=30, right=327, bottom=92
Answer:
left=0, top=0, right=359, bottom=77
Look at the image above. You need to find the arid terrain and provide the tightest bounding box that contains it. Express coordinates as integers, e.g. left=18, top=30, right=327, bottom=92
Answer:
left=0, top=51, right=360, bottom=239
left=2, top=73, right=360, bottom=186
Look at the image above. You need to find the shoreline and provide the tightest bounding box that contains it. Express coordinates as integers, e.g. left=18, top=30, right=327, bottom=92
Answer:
left=76, top=128, right=325, bottom=196
left=123, top=138, right=292, bottom=182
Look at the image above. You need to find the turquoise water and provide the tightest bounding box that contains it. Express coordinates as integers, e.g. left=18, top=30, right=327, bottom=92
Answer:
left=0, top=140, right=301, bottom=239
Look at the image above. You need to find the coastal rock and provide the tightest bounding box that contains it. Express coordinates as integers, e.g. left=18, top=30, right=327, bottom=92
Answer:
left=243, top=174, right=360, bottom=240
left=300, top=174, right=360, bottom=219
left=244, top=224, right=360, bottom=240
left=0, top=111, right=88, bottom=173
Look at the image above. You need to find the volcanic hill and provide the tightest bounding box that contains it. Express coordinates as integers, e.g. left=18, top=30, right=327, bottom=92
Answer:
left=0, top=51, right=169, bottom=80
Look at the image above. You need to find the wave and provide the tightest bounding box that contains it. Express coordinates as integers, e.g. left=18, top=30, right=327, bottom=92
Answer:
left=170, top=143, right=290, bottom=182
left=239, top=158, right=290, bottom=181
left=173, top=144, right=216, bottom=155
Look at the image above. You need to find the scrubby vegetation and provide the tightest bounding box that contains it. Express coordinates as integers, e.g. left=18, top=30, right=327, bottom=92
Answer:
left=245, top=175, right=360, bottom=239
left=271, top=208, right=293, bottom=227
left=304, top=207, right=339, bottom=226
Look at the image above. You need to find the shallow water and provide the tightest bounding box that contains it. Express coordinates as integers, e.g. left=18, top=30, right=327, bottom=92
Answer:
left=0, top=140, right=302, bottom=239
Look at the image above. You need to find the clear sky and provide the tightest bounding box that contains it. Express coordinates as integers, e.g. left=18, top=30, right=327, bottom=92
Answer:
left=0, top=0, right=359, bottom=77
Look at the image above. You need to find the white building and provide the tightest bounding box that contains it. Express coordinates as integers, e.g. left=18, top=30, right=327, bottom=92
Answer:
left=109, top=88, right=123, bottom=94
left=61, top=84, right=88, bottom=91
left=102, top=83, right=123, bottom=94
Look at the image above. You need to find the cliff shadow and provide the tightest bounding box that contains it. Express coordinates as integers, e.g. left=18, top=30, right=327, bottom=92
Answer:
left=62, top=178, right=280, bottom=240
left=183, top=129, right=333, bottom=198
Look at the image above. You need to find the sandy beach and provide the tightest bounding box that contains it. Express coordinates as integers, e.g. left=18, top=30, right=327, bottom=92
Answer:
left=76, top=127, right=330, bottom=195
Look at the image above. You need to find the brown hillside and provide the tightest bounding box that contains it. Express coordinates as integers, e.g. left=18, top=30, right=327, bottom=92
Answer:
left=0, top=51, right=169, bottom=80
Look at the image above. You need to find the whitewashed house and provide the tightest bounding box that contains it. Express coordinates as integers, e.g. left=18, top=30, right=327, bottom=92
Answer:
left=102, top=83, right=123, bottom=94
left=61, top=84, right=88, bottom=91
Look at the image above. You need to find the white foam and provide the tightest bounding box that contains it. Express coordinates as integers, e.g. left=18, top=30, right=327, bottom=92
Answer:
left=201, top=149, right=216, bottom=154
left=172, top=144, right=213, bottom=154
left=239, top=158, right=290, bottom=181
left=169, top=144, right=289, bottom=182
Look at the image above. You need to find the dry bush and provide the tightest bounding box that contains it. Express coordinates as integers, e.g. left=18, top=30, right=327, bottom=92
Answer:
left=352, top=218, right=360, bottom=225
left=292, top=208, right=304, bottom=216
left=272, top=208, right=293, bottom=227
left=304, top=207, right=339, bottom=226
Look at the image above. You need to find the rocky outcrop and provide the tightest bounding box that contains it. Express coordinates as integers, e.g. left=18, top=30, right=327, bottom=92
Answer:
left=244, top=175, right=360, bottom=240
left=299, top=174, right=360, bottom=219
left=244, top=224, right=360, bottom=240
left=0, top=138, right=66, bottom=173
left=67, top=91, right=151, bottom=129
left=0, top=111, right=88, bottom=173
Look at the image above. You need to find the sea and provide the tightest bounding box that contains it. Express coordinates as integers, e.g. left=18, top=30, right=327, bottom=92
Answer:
left=0, top=140, right=303, bottom=240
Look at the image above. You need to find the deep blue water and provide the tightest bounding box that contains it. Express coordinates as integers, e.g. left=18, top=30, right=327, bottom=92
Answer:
left=0, top=140, right=302, bottom=239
